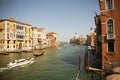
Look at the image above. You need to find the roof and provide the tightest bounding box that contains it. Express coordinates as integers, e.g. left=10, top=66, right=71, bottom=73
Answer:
left=48, top=32, right=57, bottom=34
left=0, top=18, right=32, bottom=26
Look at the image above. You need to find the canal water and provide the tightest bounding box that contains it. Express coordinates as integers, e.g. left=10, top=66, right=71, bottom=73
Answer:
left=0, top=44, right=100, bottom=80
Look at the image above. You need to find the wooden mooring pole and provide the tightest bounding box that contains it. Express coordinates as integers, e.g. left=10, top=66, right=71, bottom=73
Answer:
left=79, top=56, right=82, bottom=71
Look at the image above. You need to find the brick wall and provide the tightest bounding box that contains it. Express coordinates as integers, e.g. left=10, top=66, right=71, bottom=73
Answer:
left=99, top=0, right=120, bottom=67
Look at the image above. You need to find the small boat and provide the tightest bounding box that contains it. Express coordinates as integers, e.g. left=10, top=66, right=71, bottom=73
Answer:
left=56, top=47, right=61, bottom=50
left=8, top=57, right=35, bottom=68
left=33, top=51, right=44, bottom=56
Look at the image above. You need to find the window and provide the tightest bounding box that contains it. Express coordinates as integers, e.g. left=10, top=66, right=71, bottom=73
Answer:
left=16, top=25, right=24, bottom=30
left=14, top=40, right=15, bottom=44
left=7, top=40, right=9, bottom=44
left=7, top=23, right=9, bottom=26
left=14, top=24, right=15, bottom=27
left=107, top=19, right=113, bottom=34
left=106, top=0, right=114, bottom=10
left=108, top=42, right=114, bottom=52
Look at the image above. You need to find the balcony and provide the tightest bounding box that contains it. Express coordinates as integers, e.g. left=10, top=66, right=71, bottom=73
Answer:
left=106, top=33, right=115, bottom=40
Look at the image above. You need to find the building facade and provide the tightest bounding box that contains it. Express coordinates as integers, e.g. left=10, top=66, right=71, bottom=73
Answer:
left=95, top=0, right=120, bottom=68
left=31, top=27, right=38, bottom=50
left=87, top=32, right=96, bottom=47
left=0, top=18, right=33, bottom=52
left=94, top=15, right=102, bottom=56
left=70, top=33, right=86, bottom=45
left=47, top=32, right=59, bottom=47
left=38, top=28, right=48, bottom=48
left=0, top=18, right=59, bottom=52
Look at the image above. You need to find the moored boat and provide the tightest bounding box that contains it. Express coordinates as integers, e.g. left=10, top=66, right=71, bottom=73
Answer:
left=33, top=51, right=44, bottom=56
left=8, top=57, right=35, bottom=68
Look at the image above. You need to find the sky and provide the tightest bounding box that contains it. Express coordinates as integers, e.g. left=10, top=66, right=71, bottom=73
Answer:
left=0, top=0, right=100, bottom=41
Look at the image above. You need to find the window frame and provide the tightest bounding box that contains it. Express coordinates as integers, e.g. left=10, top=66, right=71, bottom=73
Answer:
left=105, top=0, right=114, bottom=11
left=107, top=41, right=115, bottom=53
left=107, top=19, right=114, bottom=34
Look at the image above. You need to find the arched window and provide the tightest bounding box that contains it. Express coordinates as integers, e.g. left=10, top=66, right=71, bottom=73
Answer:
left=107, top=19, right=113, bottom=34
left=107, top=19, right=115, bottom=53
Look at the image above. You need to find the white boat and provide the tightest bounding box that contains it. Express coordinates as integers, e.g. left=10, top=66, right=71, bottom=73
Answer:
left=8, top=58, right=35, bottom=68
left=56, top=47, right=61, bottom=50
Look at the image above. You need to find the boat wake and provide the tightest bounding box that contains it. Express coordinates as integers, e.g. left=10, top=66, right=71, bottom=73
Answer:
left=8, top=58, right=35, bottom=69
left=0, top=67, right=8, bottom=72
left=0, top=58, right=35, bottom=72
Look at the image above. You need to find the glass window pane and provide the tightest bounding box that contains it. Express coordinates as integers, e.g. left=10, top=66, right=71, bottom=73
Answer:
left=108, top=42, right=114, bottom=52
left=107, top=19, right=113, bottom=34
left=106, top=0, right=113, bottom=10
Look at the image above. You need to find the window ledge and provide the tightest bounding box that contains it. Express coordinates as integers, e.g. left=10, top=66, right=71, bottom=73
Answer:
left=107, top=52, right=115, bottom=55
left=106, top=9, right=114, bottom=12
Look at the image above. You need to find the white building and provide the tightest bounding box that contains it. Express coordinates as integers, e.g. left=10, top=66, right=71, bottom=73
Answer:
left=74, top=33, right=79, bottom=39
left=31, top=27, right=39, bottom=49
left=37, top=28, right=47, bottom=48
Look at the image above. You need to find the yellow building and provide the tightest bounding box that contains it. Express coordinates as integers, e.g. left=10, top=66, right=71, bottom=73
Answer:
left=0, top=18, right=32, bottom=52
left=23, top=24, right=32, bottom=50
left=0, top=18, right=59, bottom=52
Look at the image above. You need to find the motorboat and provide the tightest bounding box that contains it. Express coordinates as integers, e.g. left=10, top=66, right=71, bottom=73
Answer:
left=33, top=51, right=44, bottom=57
left=8, top=57, right=35, bottom=68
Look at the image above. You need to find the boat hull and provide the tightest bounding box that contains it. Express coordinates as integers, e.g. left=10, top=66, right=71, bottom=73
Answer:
left=8, top=58, right=35, bottom=68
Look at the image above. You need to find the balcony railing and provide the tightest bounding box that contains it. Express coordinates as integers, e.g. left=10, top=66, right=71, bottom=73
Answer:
left=107, top=33, right=115, bottom=40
